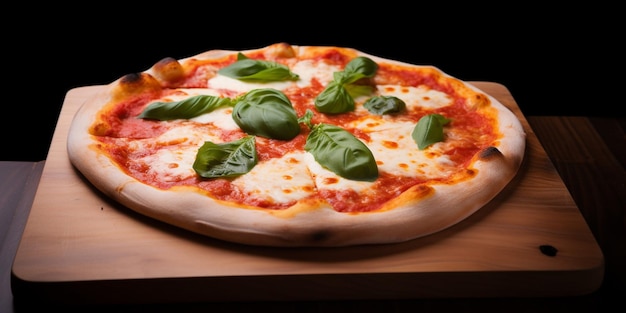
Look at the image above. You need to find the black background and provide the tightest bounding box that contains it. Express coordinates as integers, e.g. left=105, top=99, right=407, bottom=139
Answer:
left=3, top=4, right=620, bottom=161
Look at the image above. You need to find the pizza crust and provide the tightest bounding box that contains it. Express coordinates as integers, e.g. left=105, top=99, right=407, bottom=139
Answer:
left=67, top=44, right=526, bottom=247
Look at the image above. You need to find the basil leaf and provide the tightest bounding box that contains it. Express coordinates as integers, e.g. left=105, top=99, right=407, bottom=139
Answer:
left=341, top=56, right=378, bottom=84
left=344, top=84, right=376, bottom=98
left=314, top=81, right=355, bottom=114
left=314, top=56, right=378, bottom=114
left=332, top=71, right=349, bottom=84
left=297, top=109, right=314, bottom=129
left=363, top=96, right=406, bottom=115
left=137, top=95, right=232, bottom=120
left=344, top=56, right=379, bottom=76
left=232, top=88, right=300, bottom=140
left=217, top=53, right=299, bottom=82
left=412, top=114, right=451, bottom=150
left=305, top=123, right=378, bottom=181
left=236, top=52, right=248, bottom=61
left=193, top=136, right=257, bottom=179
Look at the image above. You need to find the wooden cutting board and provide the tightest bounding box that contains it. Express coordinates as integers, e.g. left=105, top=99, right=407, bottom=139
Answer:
left=11, top=82, right=604, bottom=305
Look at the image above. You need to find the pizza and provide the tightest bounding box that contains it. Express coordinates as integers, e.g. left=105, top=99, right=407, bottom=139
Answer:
left=67, top=43, right=526, bottom=247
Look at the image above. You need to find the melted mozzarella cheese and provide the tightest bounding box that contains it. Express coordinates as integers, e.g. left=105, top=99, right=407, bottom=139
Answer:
left=131, top=125, right=225, bottom=182
left=191, top=107, right=239, bottom=130
left=153, top=124, right=223, bottom=146
left=140, top=146, right=199, bottom=182
left=303, top=152, right=374, bottom=192
left=379, top=85, right=452, bottom=110
left=364, top=120, right=454, bottom=178
left=291, top=60, right=339, bottom=88
left=206, top=59, right=341, bottom=93
left=231, top=152, right=316, bottom=203
left=171, top=88, right=223, bottom=98
left=207, top=75, right=294, bottom=93
left=355, top=85, right=452, bottom=113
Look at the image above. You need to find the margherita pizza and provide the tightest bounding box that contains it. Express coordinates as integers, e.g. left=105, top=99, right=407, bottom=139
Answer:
left=67, top=43, right=526, bottom=247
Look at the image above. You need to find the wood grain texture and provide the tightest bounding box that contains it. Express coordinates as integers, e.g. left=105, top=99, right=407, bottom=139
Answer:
left=11, top=82, right=604, bottom=305
left=527, top=116, right=626, bottom=299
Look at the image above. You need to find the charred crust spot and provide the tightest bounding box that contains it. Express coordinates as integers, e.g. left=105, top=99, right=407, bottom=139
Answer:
left=113, top=72, right=162, bottom=100
left=156, top=57, right=177, bottom=66
left=309, top=230, right=331, bottom=242
left=120, top=73, right=143, bottom=84
left=478, top=146, right=503, bottom=160
left=117, top=72, right=161, bottom=90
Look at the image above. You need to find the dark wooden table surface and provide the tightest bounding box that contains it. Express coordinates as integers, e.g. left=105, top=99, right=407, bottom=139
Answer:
left=1, top=115, right=624, bottom=312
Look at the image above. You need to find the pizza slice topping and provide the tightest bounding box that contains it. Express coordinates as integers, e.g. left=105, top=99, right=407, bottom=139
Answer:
left=412, top=113, right=451, bottom=150
left=231, top=88, right=301, bottom=140
left=363, top=95, right=406, bottom=115
left=314, top=56, right=378, bottom=114
left=137, top=94, right=233, bottom=120
left=217, top=52, right=300, bottom=82
left=304, top=119, right=378, bottom=182
left=193, top=135, right=257, bottom=179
